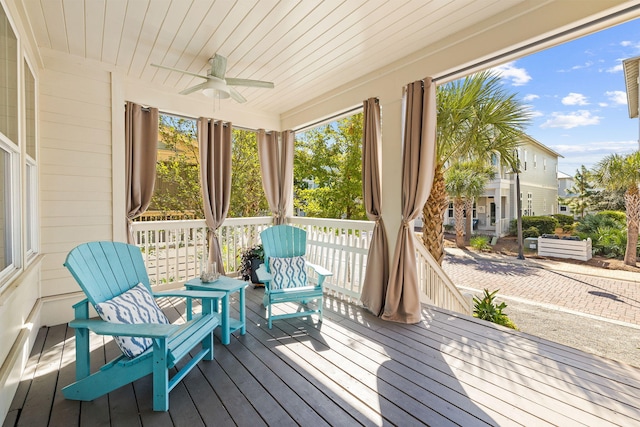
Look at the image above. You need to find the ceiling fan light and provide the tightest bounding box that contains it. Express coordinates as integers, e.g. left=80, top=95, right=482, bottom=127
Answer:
left=201, top=78, right=231, bottom=99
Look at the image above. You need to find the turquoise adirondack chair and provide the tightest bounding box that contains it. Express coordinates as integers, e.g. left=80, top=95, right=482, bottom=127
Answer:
left=256, top=225, right=332, bottom=328
left=62, top=241, right=224, bottom=411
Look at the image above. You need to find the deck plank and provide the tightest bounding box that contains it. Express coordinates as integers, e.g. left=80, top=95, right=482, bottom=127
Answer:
left=6, top=287, right=640, bottom=427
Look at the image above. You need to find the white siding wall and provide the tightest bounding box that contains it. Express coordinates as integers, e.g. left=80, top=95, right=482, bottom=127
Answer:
left=39, top=51, right=114, bottom=323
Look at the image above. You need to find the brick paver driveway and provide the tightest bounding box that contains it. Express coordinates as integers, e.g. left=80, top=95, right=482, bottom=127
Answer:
left=443, top=255, right=640, bottom=325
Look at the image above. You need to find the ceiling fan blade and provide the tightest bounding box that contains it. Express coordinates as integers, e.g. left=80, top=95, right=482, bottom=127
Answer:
left=179, top=81, right=209, bottom=95
left=225, top=78, right=274, bottom=89
left=229, top=87, right=247, bottom=103
left=151, top=63, right=208, bottom=80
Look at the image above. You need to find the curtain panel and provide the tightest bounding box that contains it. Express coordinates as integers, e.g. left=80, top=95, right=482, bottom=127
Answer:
left=257, top=129, right=294, bottom=224
left=359, top=98, right=390, bottom=316
left=382, top=78, right=437, bottom=323
left=198, top=117, right=232, bottom=273
left=125, top=101, right=158, bottom=243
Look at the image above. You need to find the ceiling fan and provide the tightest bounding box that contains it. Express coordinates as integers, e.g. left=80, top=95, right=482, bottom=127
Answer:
left=151, top=54, right=274, bottom=103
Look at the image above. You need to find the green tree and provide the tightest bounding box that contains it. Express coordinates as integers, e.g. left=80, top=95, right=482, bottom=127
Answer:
left=592, top=152, right=640, bottom=266
left=422, top=71, right=530, bottom=263
left=229, top=129, right=269, bottom=217
left=151, top=116, right=203, bottom=217
left=445, top=161, right=495, bottom=247
left=294, top=113, right=366, bottom=220
left=151, top=116, right=268, bottom=219
left=559, top=165, right=595, bottom=218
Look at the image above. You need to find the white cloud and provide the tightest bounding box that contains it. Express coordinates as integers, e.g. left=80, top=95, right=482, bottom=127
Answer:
left=599, top=102, right=608, bottom=107
left=523, top=94, right=539, bottom=101
left=571, top=61, right=593, bottom=70
left=605, top=90, right=627, bottom=105
left=540, top=110, right=601, bottom=129
left=606, top=63, right=623, bottom=73
left=561, top=93, right=589, bottom=106
left=621, top=41, right=633, bottom=47
left=552, top=140, right=638, bottom=172
left=492, top=62, right=531, bottom=86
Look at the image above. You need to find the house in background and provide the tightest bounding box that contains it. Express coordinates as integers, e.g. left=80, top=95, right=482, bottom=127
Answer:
left=557, top=171, right=576, bottom=216
left=444, top=135, right=561, bottom=236
left=2, top=0, right=639, bottom=423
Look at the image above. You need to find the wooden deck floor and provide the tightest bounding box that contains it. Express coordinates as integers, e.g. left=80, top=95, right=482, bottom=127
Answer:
left=5, top=286, right=640, bottom=426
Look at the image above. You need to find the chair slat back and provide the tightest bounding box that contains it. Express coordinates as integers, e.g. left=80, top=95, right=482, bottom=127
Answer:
left=64, top=241, right=151, bottom=305
left=260, top=225, right=307, bottom=271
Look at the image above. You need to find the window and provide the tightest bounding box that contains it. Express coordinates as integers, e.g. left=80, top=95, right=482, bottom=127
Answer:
left=0, top=5, right=18, bottom=143
left=0, top=3, right=19, bottom=283
left=24, top=59, right=38, bottom=257
left=533, top=154, right=537, bottom=169
left=543, top=158, right=547, bottom=171
left=560, top=206, right=567, bottom=212
left=447, top=202, right=454, bottom=218
left=527, top=192, right=533, bottom=216
left=523, top=150, right=527, bottom=171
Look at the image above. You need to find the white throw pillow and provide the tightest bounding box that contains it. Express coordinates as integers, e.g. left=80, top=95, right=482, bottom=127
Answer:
left=94, top=282, right=169, bottom=358
left=270, top=256, right=308, bottom=290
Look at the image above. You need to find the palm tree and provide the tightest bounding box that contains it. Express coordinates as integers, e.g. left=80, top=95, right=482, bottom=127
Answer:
left=445, top=161, right=495, bottom=248
left=593, top=152, right=640, bottom=266
left=422, top=71, right=530, bottom=263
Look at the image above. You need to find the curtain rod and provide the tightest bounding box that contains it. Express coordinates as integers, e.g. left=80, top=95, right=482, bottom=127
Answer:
left=432, top=3, right=640, bottom=84
left=293, top=104, right=364, bottom=133
left=156, top=108, right=273, bottom=133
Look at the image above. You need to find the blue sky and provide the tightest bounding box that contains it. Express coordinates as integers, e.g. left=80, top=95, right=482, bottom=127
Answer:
left=491, top=18, right=640, bottom=176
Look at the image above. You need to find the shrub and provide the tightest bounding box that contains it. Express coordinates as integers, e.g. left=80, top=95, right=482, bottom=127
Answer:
left=510, top=216, right=558, bottom=235
left=551, top=213, right=574, bottom=227
left=470, top=235, right=490, bottom=251
left=522, top=226, right=540, bottom=239
left=473, top=289, right=518, bottom=330
left=597, top=210, right=626, bottom=223
left=575, top=213, right=624, bottom=236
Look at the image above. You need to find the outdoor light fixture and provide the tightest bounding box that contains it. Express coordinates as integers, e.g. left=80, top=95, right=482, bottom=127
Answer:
left=201, top=77, right=231, bottom=99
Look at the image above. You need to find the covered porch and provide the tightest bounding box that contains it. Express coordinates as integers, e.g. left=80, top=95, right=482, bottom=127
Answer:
left=3, top=1, right=640, bottom=425
left=8, top=289, right=640, bottom=426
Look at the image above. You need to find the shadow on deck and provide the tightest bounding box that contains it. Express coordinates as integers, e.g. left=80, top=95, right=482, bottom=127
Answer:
left=5, top=287, right=640, bottom=426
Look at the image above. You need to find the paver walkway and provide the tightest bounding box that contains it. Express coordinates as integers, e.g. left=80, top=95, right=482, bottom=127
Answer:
left=442, top=248, right=640, bottom=325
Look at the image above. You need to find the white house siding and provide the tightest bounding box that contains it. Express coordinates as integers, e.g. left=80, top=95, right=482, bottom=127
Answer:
left=38, top=51, right=114, bottom=324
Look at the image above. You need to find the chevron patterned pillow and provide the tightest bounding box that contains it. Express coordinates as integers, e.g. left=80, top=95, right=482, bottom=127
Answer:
left=270, top=256, right=308, bottom=290
left=95, top=282, right=169, bottom=358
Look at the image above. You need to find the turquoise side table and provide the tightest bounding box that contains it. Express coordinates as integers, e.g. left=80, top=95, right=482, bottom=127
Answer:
left=185, top=276, right=247, bottom=345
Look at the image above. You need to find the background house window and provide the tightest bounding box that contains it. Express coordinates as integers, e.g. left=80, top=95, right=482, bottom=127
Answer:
left=533, top=154, right=537, bottom=168
left=543, top=158, right=547, bottom=171
left=448, top=202, right=454, bottom=218
left=527, top=192, right=533, bottom=216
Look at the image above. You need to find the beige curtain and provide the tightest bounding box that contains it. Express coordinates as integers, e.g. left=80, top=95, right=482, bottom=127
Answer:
left=360, top=98, right=390, bottom=316
left=198, top=117, right=232, bottom=274
left=125, top=101, right=158, bottom=243
left=257, top=129, right=294, bottom=225
left=382, top=78, right=437, bottom=323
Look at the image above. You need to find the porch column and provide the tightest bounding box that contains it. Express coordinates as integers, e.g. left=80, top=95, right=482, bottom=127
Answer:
left=379, top=97, right=404, bottom=263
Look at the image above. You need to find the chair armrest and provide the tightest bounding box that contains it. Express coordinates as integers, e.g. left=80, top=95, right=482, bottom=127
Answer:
left=153, top=290, right=225, bottom=300
left=306, top=262, right=333, bottom=277
left=69, top=319, right=180, bottom=338
left=255, top=264, right=272, bottom=282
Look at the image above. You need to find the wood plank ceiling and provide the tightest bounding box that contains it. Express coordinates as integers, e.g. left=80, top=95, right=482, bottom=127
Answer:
left=19, top=0, right=635, bottom=115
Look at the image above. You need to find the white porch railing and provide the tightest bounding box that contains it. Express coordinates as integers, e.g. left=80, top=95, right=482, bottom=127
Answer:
left=289, top=217, right=374, bottom=301
left=415, top=238, right=473, bottom=315
left=131, top=216, right=471, bottom=315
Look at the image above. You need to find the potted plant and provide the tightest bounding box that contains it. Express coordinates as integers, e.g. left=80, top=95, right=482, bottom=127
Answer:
left=240, top=244, right=264, bottom=286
